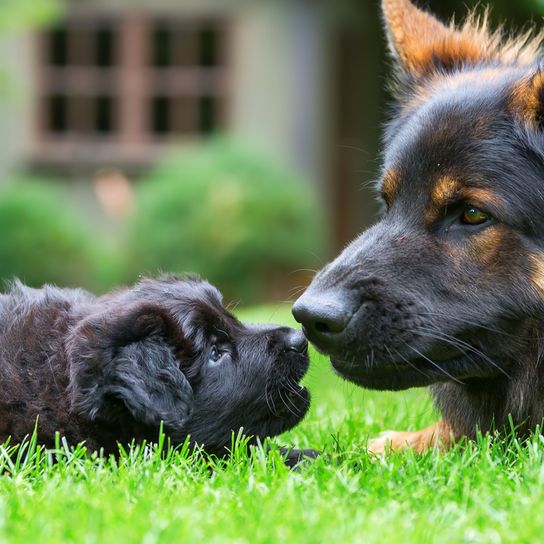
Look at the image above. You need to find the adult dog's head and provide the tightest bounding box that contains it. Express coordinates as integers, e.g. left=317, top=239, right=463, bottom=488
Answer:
left=68, top=276, right=310, bottom=453
left=293, top=0, right=544, bottom=392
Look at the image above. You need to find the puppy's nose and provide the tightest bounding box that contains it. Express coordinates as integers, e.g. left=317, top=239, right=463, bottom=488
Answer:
left=292, top=295, right=352, bottom=346
left=285, top=329, right=308, bottom=353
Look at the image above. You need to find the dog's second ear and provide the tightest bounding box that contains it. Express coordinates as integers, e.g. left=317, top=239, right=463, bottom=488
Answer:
left=67, top=303, right=193, bottom=431
left=511, top=70, right=544, bottom=130
left=382, top=0, right=540, bottom=79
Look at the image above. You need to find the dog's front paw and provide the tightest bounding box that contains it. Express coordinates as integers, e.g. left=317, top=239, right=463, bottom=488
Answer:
left=367, top=421, right=453, bottom=455
left=368, top=430, right=417, bottom=454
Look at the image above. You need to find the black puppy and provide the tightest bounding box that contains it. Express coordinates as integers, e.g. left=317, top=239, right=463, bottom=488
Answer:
left=0, top=276, right=310, bottom=456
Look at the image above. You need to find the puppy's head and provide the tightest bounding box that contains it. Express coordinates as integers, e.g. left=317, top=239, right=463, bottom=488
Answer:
left=70, top=276, right=310, bottom=453
left=293, top=1, right=544, bottom=390
left=151, top=277, right=311, bottom=452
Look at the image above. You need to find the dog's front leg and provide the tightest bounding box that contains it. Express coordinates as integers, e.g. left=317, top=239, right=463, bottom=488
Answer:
left=367, top=420, right=454, bottom=454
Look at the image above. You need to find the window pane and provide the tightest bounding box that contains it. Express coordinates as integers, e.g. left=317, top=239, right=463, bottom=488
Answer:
left=95, top=96, right=114, bottom=133
left=49, top=26, right=68, bottom=66
left=152, top=97, right=170, bottom=134
left=152, top=26, right=171, bottom=67
left=96, top=26, right=115, bottom=67
left=199, top=26, right=218, bottom=67
left=199, top=96, right=216, bottom=134
left=48, top=94, right=68, bottom=133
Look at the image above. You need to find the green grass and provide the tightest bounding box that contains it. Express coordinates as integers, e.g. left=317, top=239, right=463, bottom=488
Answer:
left=1, top=305, right=543, bottom=543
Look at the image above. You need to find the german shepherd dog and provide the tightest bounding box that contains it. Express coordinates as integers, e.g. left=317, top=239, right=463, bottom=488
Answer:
left=293, top=0, right=544, bottom=452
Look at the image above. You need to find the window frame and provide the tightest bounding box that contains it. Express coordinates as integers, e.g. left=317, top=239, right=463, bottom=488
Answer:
left=30, top=12, right=231, bottom=171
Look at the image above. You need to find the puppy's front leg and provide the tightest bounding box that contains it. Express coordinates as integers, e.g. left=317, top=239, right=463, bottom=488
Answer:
left=368, top=420, right=454, bottom=454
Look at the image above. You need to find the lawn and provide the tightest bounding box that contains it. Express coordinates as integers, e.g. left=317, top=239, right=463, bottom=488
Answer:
left=0, top=304, right=543, bottom=543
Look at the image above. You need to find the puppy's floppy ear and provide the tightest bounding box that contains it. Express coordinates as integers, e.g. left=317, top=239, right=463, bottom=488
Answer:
left=67, top=303, right=193, bottom=431
left=382, top=0, right=540, bottom=79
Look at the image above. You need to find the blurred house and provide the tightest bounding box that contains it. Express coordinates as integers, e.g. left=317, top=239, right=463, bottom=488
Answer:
left=0, top=0, right=386, bottom=251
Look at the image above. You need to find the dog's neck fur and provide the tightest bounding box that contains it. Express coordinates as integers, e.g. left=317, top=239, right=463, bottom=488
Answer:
left=432, top=324, right=544, bottom=438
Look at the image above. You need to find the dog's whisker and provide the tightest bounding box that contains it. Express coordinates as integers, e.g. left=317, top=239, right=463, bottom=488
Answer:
left=414, top=326, right=511, bottom=378
left=286, top=286, right=305, bottom=298
left=285, top=285, right=308, bottom=300
left=287, top=269, right=318, bottom=277
left=405, top=344, right=464, bottom=384
left=385, top=344, right=432, bottom=380
left=416, top=311, right=539, bottom=341
left=225, top=300, right=241, bottom=312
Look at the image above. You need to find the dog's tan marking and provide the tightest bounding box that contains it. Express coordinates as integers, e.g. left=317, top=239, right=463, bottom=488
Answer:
left=381, top=169, right=400, bottom=208
left=368, top=420, right=454, bottom=454
left=431, top=176, right=459, bottom=205
left=467, top=226, right=503, bottom=266
left=425, top=176, right=460, bottom=224
left=510, top=71, right=544, bottom=127
left=382, top=0, right=543, bottom=79
left=426, top=179, right=504, bottom=226
left=382, top=0, right=455, bottom=76
left=529, top=254, right=544, bottom=294
left=462, top=188, right=504, bottom=210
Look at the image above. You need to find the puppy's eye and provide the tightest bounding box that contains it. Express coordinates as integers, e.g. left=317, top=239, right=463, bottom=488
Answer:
left=208, top=345, right=225, bottom=366
left=460, top=206, right=491, bottom=226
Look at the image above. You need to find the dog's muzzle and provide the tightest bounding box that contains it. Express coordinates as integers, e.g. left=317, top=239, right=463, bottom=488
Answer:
left=292, top=292, right=353, bottom=353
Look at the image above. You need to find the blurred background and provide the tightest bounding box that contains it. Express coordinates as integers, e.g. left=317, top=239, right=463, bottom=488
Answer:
left=0, top=0, right=543, bottom=304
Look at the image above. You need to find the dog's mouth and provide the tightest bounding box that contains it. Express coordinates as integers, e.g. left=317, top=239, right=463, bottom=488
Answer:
left=329, top=338, right=499, bottom=390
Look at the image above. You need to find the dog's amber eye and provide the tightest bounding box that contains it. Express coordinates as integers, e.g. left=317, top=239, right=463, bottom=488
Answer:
left=461, top=206, right=490, bottom=226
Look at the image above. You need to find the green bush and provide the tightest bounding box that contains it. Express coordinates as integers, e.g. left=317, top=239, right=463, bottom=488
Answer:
left=0, top=180, right=95, bottom=289
left=125, top=140, right=325, bottom=302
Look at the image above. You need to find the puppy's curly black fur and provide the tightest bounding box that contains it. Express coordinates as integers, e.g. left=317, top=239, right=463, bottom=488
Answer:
left=0, top=276, right=310, bottom=455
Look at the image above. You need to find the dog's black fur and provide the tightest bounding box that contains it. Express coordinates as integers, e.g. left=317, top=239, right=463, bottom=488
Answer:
left=0, top=276, right=310, bottom=455
left=294, top=0, right=544, bottom=448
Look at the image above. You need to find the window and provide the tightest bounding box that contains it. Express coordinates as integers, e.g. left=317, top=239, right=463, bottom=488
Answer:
left=33, top=15, right=228, bottom=169
left=39, top=19, right=118, bottom=138
left=147, top=21, right=225, bottom=136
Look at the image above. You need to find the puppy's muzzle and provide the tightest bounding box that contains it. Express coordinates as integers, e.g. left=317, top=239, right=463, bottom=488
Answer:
left=284, top=328, right=308, bottom=354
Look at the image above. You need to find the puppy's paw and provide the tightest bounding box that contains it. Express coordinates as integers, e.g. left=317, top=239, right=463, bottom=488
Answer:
left=278, top=447, right=320, bottom=469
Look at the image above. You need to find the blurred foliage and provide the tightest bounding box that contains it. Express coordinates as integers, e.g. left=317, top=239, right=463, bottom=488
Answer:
left=0, top=142, right=325, bottom=302
left=0, top=0, right=61, bottom=97
left=124, top=140, right=325, bottom=302
left=0, top=180, right=96, bottom=289
left=0, top=0, right=61, bottom=33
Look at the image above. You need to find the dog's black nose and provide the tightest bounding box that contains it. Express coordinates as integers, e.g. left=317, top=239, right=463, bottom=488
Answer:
left=285, top=329, right=308, bottom=353
left=292, top=296, right=352, bottom=346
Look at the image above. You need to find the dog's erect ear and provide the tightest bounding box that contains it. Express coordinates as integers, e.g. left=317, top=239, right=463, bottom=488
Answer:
left=67, top=303, right=194, bottom=431
left=382, top=0, right=487, bottom=77
left=511, top=70, right=544, bottom=130
left=382, top=0, right=540, bottom=79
